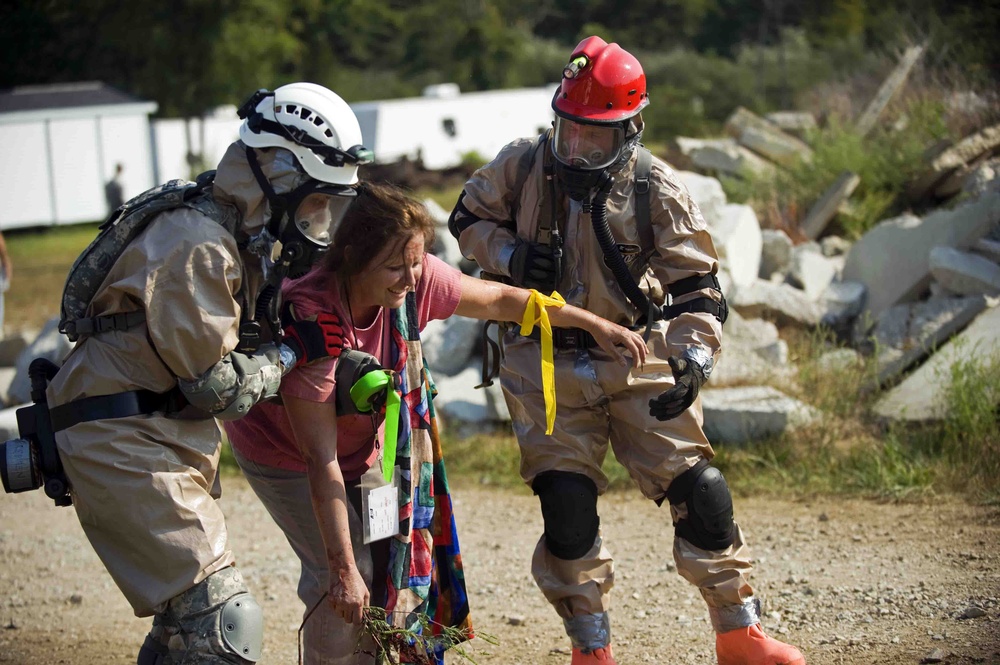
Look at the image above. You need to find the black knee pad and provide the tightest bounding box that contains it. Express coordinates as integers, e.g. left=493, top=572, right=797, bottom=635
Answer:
left=666, top=459, right=735, bottom=551
left=532, top=471, right=600, bottom=560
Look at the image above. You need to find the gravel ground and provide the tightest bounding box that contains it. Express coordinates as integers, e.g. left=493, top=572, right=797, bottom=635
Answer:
left=2, top=476, right=999, bottom=664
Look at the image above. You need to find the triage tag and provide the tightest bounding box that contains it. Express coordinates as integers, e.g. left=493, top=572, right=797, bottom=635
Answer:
left=361, top=465, right=400, bottom=544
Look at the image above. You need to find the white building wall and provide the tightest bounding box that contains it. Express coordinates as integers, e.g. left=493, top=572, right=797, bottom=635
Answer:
left=98, top=115, right=156, bottom=209
left=49, top=117, right=104, bottom=224
left=353, top=85, right=556, bottom=169
left=0, top=86, right=556, bottom=229
left=0, top=104, right=158, bottom=229
left=151, top=115, right=240, bottom=182
left=0, top=122, right=53, bottom=229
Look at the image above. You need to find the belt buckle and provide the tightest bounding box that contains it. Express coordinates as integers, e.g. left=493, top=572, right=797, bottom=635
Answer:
left=558, top=329, right=578, bottom=350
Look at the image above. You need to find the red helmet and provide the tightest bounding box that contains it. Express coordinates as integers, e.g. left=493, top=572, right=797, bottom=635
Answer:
left=552, top=36, right=649, bottom=125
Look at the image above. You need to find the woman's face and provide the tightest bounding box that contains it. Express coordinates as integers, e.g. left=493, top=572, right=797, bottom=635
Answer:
left=351, top=233, right=425, bottom=312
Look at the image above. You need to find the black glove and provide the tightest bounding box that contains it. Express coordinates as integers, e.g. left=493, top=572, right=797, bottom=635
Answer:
left=648, top=356, right=708, bottom=421
left=509, top=240, right=558, bottom=292
left=282, top=313, right=346, bottom=367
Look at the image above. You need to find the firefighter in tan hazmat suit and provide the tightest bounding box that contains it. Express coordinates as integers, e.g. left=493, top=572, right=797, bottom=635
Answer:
left=44, top=83, right=369, bottom=664
left=449, top=37, right=806, bottom=665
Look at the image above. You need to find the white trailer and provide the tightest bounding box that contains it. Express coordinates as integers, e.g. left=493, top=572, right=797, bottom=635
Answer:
left=0, top=82, right=158, bottom=229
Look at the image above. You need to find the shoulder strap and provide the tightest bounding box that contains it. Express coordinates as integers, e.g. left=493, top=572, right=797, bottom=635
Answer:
left=634, top=146, right=653, bottom=255
left=510, top=132, right=547, bottom=222
left=59, top=173, right=220, bottom=341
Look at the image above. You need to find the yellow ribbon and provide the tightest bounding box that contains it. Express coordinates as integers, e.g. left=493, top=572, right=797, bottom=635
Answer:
left=519, top=290, right=566, bottom=435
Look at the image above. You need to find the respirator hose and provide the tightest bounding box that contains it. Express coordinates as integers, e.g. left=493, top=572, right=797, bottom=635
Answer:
left=588, top=174, right=661, bottom=322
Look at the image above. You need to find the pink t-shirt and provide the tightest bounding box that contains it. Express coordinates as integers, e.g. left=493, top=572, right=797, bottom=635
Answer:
left=225, top=253, right=462, bottom=479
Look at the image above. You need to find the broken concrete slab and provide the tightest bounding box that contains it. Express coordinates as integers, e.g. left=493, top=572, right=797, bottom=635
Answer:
left=431, top=364, right=510, bottom=425
left=856, top=45, right=925, bottom=137
left=701, top=386, right=819, bottom=443
left=842, top=191, right=1000, bottom=322
left=0, top=403, right=21, bottom=441
left=739, top=125, right=813, bottom=165
left=676, top=171, right=727, bottom=228
left=820, top=280, right=867, bottom=332
left=708, top=204, right=762, bottom=292
left=730, top=279, right=825, bottom=328
left=690, top=142, right=777, bottom=177
left=928, top=246, right=1000, bottom=296
left=864, top=295, right=991, bottom=385
left=820, top=235, right=852, bottom=257
left=788, top=246, right=839, bottom=301
left=800, top=171, right=860, bottom=240
left=711, top=340, right=794, bottom=387
left=8, top=317, right=73, bottom=406
left=759, top=229, right=793, bottom=279
left=875, top=304, right=1000, bottom=421
left=422, top=314, right=482, bottom=377
left=908, top=123, right=1000, bottom=202
left=724, top=106, right=781, bottom=139
left=765, top=111, right=817, bottom=137
left=972, top=237, right=1000, bottom=263
left=675, top=136, right=737, bottom=157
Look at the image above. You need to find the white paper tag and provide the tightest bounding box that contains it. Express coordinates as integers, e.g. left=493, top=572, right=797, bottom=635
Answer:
left=363, top=482, right=399, bottom=544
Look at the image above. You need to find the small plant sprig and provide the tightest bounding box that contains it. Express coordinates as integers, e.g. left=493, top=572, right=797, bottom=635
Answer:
left=360, top=606, right=498, bottom=665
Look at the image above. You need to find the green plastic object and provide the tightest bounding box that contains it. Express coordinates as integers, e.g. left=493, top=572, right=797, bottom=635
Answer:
left=349, top=370, right=400, bottom=483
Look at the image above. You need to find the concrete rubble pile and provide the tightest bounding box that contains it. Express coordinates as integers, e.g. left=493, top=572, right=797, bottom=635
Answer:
left=0, top=105, right=998, bottom=446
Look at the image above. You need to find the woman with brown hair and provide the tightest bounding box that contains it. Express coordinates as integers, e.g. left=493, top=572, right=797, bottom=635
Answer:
left=224, top=181, right=646, bottom=663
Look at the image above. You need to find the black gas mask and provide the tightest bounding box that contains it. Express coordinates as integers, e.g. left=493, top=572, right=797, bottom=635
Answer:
left=241, top=146, right=356, bottom=349
left=272, top=180, right=355, bottom=279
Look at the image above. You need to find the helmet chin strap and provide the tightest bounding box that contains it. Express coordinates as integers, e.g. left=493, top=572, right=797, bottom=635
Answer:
left=244, top=146, right=289, bottom=238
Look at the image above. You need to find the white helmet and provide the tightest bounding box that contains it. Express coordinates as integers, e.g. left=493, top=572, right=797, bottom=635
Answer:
left=238, top=82, right=372, bottom=185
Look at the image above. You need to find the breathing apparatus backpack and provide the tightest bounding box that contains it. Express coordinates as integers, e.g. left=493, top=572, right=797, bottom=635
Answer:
left=59, top=170, right=225, bottom=342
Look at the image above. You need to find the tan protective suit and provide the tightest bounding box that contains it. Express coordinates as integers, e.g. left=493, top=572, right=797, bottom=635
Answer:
left=47, top=143, right=308, bottom=617
left=455, top=137, right=755, bottom=623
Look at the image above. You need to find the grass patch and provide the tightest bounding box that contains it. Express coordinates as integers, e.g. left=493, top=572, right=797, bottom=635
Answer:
left=722, top=101, right=950, bottom=238
left=415, top=184, right=465, bottom=214
left=4, top=223, right=101, bottom=332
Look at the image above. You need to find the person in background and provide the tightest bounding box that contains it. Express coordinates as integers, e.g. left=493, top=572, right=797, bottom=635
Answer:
left=448, top=36, right=806, bottom=665
left=45, top=83, right=361, bottom=664
left=224, top=181, right=647, bottom=664
left=104, top=162, right=125, bottom=213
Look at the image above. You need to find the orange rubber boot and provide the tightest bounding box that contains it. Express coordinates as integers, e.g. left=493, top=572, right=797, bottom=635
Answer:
left=571, top=645, right=616, bottom=664
left=716, top=624, right=805, bottom=665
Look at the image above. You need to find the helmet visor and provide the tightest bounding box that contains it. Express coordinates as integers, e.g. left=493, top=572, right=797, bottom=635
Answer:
left=293, top=188, right=356, bottom=246
left=552, top=117, right=625, bottom=170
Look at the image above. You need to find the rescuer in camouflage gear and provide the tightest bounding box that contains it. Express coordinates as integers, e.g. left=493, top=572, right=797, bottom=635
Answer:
left=45, top=83, right=369, bottom=664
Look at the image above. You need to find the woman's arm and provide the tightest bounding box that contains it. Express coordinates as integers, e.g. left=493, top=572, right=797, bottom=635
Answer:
left=453, top=274, right=647, bottom=367
left=284, top=394, right=370, bottom=625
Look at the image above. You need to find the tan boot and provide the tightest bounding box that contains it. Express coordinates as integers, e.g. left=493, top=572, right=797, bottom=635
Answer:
left=716, top=624, right=805, bottom=665
left=571, top=645, right=616, bottom=664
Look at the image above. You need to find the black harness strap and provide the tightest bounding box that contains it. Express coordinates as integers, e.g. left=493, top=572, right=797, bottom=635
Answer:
left=67, top=310, right=147, bottom=337
left=474, top=320, right=503, bottom=388
left=666, top=273, right=729, bottom=323
left=634, top=147, right=653, bottom=255
left=49, top=388, right=188, bottom=433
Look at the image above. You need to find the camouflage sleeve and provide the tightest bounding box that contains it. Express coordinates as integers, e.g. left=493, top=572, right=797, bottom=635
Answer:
left=177, top=343, right=286, bottom=420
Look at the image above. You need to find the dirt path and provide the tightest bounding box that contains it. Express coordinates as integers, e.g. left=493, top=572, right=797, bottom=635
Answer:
left=2, top=476, right=999, bottom=664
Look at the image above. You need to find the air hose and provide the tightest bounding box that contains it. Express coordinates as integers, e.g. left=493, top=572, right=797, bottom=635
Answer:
left=587, top=174, right=661, bottom=331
